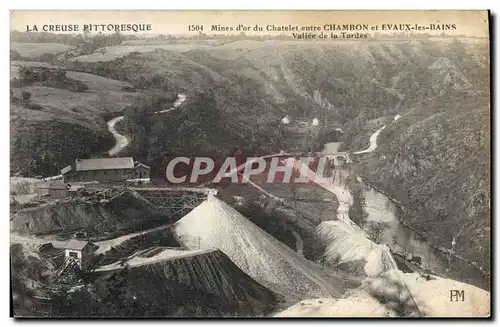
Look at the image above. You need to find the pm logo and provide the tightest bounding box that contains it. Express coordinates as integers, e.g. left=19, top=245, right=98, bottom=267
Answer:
left=450, top=290, right=465, bottom=302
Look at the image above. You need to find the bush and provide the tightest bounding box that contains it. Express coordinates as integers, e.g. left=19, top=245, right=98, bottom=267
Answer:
left=10, top=78, right=22, bottom=88
left=121, top=85, right=136, bottom=93
left=364, top=221, right=390, bottom=244
left=72, top=80, right=89, bottom=92
left=10, top=50, right=25, bottom=61
left=15, top=66, right=90, bottom=92
left=21, top=91, right=31, bottom=102
left=24, top=102, right=43, bottom=110
left=36, top=52, right=58, bottom=64
left=10, top=120, right=114, bottom=176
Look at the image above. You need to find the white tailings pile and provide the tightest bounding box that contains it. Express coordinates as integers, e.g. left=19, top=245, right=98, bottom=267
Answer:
left=10, top=177, right=43, bottom=195
left=275, top=293, right=392, bottom=317
left=291, top=125, right=400, bottom=278
left=316, top=221, right=387, bottom=277
left=174, top=196, right=345, bottom=300
left=364, top=270, right=490, bottom=317
left=277, top=270, right=490, bottom=317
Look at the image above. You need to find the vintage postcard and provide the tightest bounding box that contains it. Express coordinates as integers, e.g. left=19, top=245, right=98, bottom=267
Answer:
left=9, top=10, right=491, bottom=318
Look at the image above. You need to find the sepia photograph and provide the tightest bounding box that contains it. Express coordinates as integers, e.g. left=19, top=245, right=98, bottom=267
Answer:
left=8, top=10, right=491, bottom=318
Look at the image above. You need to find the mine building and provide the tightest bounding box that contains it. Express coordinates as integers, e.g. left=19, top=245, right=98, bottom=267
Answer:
left=63, top=240, right=95, bottom=270
left=37, top=182, right=70, bottom=197
left=61, top=157, right=150, bottom=183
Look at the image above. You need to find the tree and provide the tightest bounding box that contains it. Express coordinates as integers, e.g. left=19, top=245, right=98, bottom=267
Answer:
left=365, top=221, right=390, bottom=244
left=37, top=52, right=57, bottom=64
left=349, top=182, right=368, bottom=227
left=10, top=50, right=24, bottom=61
left=21, top=91, right=31, bottom=102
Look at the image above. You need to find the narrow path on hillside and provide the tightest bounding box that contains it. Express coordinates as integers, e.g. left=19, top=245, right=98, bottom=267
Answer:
left=11, top=222, right=172, bottom=255
left=107, top=116, right=128, bottom=156
left=94, top=248, right=213, bottom=272
left=352, top=125, right=387, bottom=155
left=107, top=93, right=186, bottom=156
left=10, top=233, right=67, bottom=248
left=94, top=223, right=172, bottom=254
left=154, top=94, right=186, bottom=114
left=247, top=180, right=285, bottom=202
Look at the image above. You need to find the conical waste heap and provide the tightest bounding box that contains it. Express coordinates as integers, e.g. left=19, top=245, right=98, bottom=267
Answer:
left=93, top=249, right=280, bottom=317
left=174, top=195, right=345, bottom=300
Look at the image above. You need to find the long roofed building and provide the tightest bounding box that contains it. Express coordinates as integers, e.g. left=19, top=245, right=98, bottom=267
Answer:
left=61, top=157, right=150, bottom=183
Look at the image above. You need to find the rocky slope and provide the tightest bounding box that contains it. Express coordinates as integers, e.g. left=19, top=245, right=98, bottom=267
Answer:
left=355, top=97, right=490, bottom=273
left=10, top=191, right=168, bottom=238
left=69, top=249, right=280, bottom=317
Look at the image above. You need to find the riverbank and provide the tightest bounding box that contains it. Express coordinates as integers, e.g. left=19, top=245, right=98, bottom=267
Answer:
left=360, top=175, right=489, bottom=283
left=323, top=122, right=489, bottom=290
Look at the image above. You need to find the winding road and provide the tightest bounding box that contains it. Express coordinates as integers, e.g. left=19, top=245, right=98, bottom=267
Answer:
left=11, top=222, right=172, bottom=255
left=155, top=94, right=186, bottom=114
left=352, top=125, right=387, bottom=155
left=107, top=116, right=128, bottom=156
left=107, top=93, right=187, bottom=156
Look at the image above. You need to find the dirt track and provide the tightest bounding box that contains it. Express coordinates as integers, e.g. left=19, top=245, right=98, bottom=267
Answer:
left=106, top=93, right=186, bottom=156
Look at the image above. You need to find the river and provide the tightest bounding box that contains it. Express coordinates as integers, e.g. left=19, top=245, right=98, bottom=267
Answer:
left=323, top=140, right=489, bottom=290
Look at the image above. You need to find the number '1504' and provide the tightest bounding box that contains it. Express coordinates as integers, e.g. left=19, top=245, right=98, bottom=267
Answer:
left=189, top=25, right=204, bottom=32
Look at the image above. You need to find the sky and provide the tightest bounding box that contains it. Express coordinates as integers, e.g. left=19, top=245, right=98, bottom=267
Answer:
left=10, top=10, right=490, bottom=37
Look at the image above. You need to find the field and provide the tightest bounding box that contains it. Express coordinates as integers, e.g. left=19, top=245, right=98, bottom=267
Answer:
left=10, top=61, right=60, bottom=78
left=10, top=60, right=137, bottom=130
left=10, top=60, right=139, bottom=177
left=68, top=39, right=344, bottom=63
left=69, top=44, right=213, bottom=62
left=11, top=42, right=75, bottom=57
left=65, top=71, right=133, bottom=92
left=67, top=39, right=271, bottom=62
left=11, top=85, right=134, bottom=131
